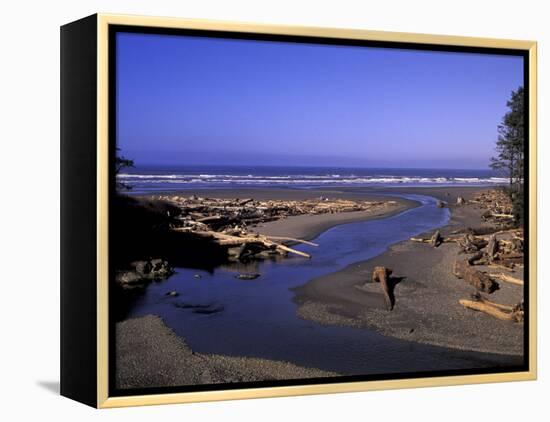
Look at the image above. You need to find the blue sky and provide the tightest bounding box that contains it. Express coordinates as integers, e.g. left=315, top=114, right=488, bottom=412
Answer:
left=116, top=32, right=523, bottom=169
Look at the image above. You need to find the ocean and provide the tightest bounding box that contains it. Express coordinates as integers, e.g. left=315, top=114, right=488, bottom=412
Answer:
left=117, top=165, right=507, bottom=194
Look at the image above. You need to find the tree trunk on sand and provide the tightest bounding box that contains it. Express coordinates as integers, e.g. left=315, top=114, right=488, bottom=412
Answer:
left=459, top=294, right=523, bottom=322
left=372, top=266, right=394, bottom=311
left=430, top=230, right=443, bottom=247
left=453, top=260, right=499, bottom=293
left=486, top=234, right=498, bottom=262
left=459, top=299, right=520, bottom=321
left=488, top=272, right=524, bottom=286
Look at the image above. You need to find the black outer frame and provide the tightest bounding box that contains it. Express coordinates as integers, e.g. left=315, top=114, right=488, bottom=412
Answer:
left=60, top=14, right=98, bottom=407
left=60, top=15, right=531, bottom=407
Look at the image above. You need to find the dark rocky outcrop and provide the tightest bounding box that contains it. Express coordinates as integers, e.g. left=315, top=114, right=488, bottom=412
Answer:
left=115, top=258, right=174, bottom=290
left=112, top=195, right=229, bottom=271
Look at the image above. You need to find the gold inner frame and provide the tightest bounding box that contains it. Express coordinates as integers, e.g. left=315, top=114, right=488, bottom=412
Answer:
left=95, top=13, right=537, bottom=408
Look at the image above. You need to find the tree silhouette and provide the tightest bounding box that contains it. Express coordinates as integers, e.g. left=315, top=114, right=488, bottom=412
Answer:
left=490, top=86, right=524, bottom=224
left=115, top=147, right=134, bottom=190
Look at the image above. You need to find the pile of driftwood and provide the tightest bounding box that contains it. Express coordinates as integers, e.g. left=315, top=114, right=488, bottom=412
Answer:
left=411, top=226, right=524, bottom=322
left=411, top=228, right=523, bottom=269
left=152, top=195, right=395, bottom=262
left=469, top=189, right=515, bottom=226
left=454, top=228, right=524, bottom=322
left=155, top=195, right=391, bottom=229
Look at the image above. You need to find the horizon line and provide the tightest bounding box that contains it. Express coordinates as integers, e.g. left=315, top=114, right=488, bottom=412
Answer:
left=127, top=163, right=494, bottom=172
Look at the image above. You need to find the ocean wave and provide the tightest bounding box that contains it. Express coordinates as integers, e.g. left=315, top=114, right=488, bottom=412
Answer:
left=117, top=172, right=507, bottom=187
left=118, top=173, right=343, bottom=180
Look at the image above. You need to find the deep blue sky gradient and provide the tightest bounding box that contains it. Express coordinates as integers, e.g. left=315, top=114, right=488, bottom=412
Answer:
left=116, top=32, right=523, bottom=169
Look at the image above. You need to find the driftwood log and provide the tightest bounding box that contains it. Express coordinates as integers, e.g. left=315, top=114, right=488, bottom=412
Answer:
left=457, top=234, right=488, bottom=253
left=486, top=234, right=498, bottom=262
left=430, top=230, right=443, bottom=247
left=176, top=229, right=312, bottom=259
left=467, top=251, right=486, bottom=265
left=488, top=272, right=524, bottom=286
left=453, top=260, right=499, bottom=293
left=410, top=233, right=461, bottom=244
left=372, top=266, right=394, bottom=311
left=459, top=293, right=523, bottom=322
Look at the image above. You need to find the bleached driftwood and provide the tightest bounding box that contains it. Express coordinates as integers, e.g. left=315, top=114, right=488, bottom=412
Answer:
left=459, top=299, right=515, bottom=321
left=459, top=294, right=523, bottom=322
left=488, top=272, right=524, bottom=286
left=264, top=235, right=318, bottom=247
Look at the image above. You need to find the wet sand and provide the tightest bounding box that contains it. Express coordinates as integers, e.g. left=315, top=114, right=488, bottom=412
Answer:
left=116, top=315, right=336, bottom=390
left=293, top=186, right=524, bottom=356
left=254, top=203, right=414, bottom=242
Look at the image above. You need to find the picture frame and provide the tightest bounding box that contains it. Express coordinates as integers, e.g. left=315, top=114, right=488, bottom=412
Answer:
left=60, top=13, right=537, bottom=408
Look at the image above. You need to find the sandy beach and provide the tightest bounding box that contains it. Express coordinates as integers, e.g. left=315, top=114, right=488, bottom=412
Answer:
left=117, top=187, right=417, bottom=388
left=117, top=185, right=524, bottom=389
left=292, top=186, right=524, bottom=355
left=140, top=187, right=418, bottom=243
left=116, top=315, right=336, bottom=389
left=253, top=198, right=415, bottom=241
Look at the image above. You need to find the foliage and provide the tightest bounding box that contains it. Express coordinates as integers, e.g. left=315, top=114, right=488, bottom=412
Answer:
left=490, top=86, right=524, bottom=225
left=115, top=147, right=134, bottom=190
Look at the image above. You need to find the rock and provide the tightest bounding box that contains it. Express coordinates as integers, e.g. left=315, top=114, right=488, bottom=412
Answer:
left=115, top=258, right=175, bottom=289
left=173, top=302, right=224, bottom=314
left=436, top=200, right=446, bottom=208
left=193, top=305, right=224, bottom=314
left=132, top=260, right=152, bottom=275
left=235, top=273, right=261, bottom=280
left=116, top=271, right=144, bottom=286
left=165, top=291, right=179, bottom=297
left=457, top=196, right=466, bottom=205
left=150, top=258, right=164, bottom=270
left=194, top=274, right=202, bottom=279
left=149, top=259, right=174, bottom=279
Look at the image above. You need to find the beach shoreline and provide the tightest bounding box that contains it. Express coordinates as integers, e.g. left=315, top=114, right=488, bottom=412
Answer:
left=116, top=315, right=336, bottom=390
left=292, top=185, right=524, bottom=356
left=141, top=187, right=419, bottom=243
left=116, top=185, right=524, bottom=388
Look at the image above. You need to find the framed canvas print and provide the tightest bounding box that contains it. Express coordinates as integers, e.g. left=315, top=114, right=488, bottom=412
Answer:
left=60, top=14, right=537, bottom=408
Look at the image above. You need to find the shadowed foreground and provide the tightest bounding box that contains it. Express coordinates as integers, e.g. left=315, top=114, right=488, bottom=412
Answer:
left=116, top=315, right=336, bottom=389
